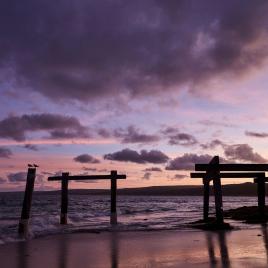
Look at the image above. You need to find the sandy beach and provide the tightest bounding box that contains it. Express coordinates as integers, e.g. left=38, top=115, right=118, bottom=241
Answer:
left=1, top=228, right=268, bottom=268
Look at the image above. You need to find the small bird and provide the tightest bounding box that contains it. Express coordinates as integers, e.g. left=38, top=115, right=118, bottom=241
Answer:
left=33, top=164, right=39, bottom=168
left=28, top=164, right=33, bottom=167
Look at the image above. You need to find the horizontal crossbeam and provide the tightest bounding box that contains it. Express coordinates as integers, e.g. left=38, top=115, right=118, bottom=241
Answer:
left=190, top=172, right=266, bottom=179
left=48, top=174, right=126, bottom=181
left=195, top=164, right=268, bottom=172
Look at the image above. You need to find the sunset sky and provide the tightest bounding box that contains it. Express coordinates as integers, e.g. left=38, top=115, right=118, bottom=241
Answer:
left=1, top=0, right=268, bottom=191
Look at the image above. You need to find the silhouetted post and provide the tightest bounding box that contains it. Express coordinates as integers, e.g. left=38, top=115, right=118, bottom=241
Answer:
left=110, top=170, right=117, bottom=225
left=60, top=172, right=69, bottom=224
left=257, top=174, right=266, bottom=217
left=18, top=167, right=36, bottom=235
left=203, top=178, right=210, bottom=221
left=211, top=156, right=224, bottom=224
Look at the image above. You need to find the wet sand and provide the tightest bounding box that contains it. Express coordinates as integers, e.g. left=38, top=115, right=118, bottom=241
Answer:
left=1, top=227, right=268, bottom=268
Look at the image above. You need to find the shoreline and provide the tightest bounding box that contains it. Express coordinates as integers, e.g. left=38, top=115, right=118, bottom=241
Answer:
left=0, top=217, right=259, bottom=247
left=1, top=227, right=268, bottom=267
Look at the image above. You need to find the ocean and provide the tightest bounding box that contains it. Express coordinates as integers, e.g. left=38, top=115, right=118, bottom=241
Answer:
left=0, top=192, right=263, bottom=245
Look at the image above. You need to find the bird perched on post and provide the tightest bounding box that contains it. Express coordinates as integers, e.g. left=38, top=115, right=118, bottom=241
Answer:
left=33, top=164, right=39, bottom=168
left=28, top=164, right=33, bottom=167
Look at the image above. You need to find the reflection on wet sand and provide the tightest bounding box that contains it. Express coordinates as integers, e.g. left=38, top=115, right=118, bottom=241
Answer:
left=261, top=224, right=268, bottom=264
left=58, top=235, right=69, bottom=268
left=205, top=231, right=230, bottom=268
left=110, top=232, right=119, bottom=268
left=17, top=241, right=28, bottom=268
left=12, top=227, right=268, bottom=268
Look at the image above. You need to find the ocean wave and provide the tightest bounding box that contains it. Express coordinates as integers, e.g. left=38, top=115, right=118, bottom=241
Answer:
left=0, top=194, right=265, bottom=245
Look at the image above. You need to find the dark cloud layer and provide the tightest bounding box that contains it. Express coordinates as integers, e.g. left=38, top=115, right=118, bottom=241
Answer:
left=0, top=113, right=89, bottom=141
left=1, top=1, right=268, bottom=102
left=74, top=154, right=100, bottom=164
left=0, top=147, right=12, bottom=158
left=104, top=148, right=169, bottom=164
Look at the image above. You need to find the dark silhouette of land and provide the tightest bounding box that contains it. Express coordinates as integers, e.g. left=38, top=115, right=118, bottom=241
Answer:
left=56, top=182, right=268, bottom=196
left=2, top=182, right=268, bottom=196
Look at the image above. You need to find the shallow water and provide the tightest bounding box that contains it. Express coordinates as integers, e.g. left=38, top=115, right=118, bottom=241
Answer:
left=0, top=192, right=265, bottom=244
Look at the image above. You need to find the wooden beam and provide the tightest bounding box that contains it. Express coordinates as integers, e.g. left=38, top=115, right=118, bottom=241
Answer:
left=195, top=163, right=268, bottom=172
left=48, top=174, right=126, bottom=181
left=191, top=172, right=266, bottom=179
left=18, top=167, right=36, bottom=236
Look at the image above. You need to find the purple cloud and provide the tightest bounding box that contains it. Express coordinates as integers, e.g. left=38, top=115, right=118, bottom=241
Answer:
left=7, top=172, right=27, bottom=183
left=0, top=147, right=12, bottom=158
left=245, top=131, right=268, bottom=138
left=224, top=144, right=267, bottom=163
left=0, top=1, right=267, bottom=102
left=200, top=139, right=226, bottom=150
left=0, top=113, right=89, bottom=141
left=114, top=125, right=160, bottom=144
left=168, top=133, right=198, bottom=146
left=144, top=167, right=162, bottom=172
left=142, top=172, right=151, bottom=180
left=171, top=174, right=185, bottom=180
left=166, top=153, right=217, bottom=170
left=23, top=144, right=39, bottom=151
left=82, top=167, right=97, bottom=172
left=104, top=148, right=169, bottom=164
left=161, top=127, right=198, bottom=146
left=198, top=120, right=235, bottom=128
left=74, top=154, right=100, bottom=164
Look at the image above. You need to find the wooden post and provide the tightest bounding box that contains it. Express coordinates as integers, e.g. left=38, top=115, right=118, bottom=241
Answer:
left=203, top=178, right=210, bottom=221
left=18, top=167, right=36, bottom=235
left=60, top=172, right=69, bottom=224
left=257, top=174, right=266, bottom=218
left=110, top=170, right=117, bottom=225
left=211, top=156, right=224, bottom=224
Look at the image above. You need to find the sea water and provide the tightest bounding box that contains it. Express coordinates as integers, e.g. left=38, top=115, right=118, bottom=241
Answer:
left=0, top=192, right=263, bottom=245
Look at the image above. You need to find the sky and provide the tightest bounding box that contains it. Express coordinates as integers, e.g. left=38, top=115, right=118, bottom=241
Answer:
left=1, top=0, right=268, bottom=191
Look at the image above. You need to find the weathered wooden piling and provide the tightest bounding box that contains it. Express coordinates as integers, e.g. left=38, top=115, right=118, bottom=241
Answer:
left=60, top=172, right=69, bottom=224
left=110, top=170, right=117, bottom=225
left=192, top=159, right=268, bottom=225
left=48, top=171, right=126, bottom=226
left=211, top=156, right=224, bottom=224
left=257, top=174, right=266, bottom=217
left=203, top=178, right=210, bottom=221
left=18, top=167, right=36, bottom=235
